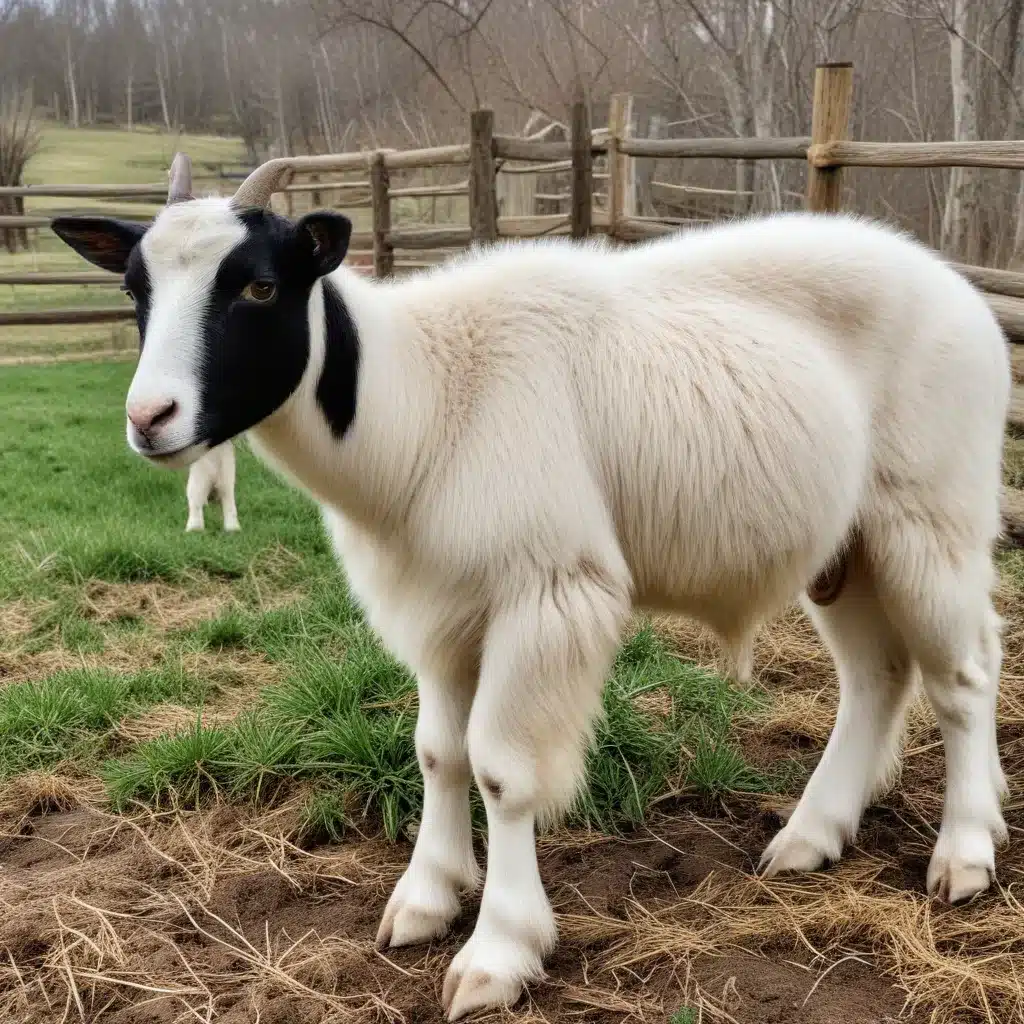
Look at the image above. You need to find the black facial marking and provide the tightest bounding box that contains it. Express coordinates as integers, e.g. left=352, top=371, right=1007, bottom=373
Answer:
left=192, top=208, right=355, bottom=448
left=317, top=279, right=360, bottom=439
left=124, top=246, right=152, bottom=349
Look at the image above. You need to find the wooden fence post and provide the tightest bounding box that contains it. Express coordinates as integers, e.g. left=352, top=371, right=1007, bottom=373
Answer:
left=284, top=169, right=296, bottom=218
left=371, top=151, right=393, bottom=278
left=570, top=92, right=593, bottom=239
left=637, top=113, right=666, bottom=215
left=608, top=93, right=636, bottom=239
left=806, top=62, right=854, bottom=213
left=469, top=109, right=498, bottom=243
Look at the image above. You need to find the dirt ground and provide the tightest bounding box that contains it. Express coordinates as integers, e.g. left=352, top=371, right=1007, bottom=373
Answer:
left=0, top=792, right=906, bottom=1024
left=4, top=556, right=1024, bottom=1022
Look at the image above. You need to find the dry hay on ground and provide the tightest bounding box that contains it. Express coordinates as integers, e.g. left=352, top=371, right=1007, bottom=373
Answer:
left=4, top=558, right=1024, bottom=1019
left=0, top=790, right=907, bottom=1024
left=79, top=579, right=242, bottom=631
left=4, top=606, right=1024, bottom=1024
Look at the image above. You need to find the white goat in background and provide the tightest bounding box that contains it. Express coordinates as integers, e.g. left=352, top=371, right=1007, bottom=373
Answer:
left=51, top=152, right=1011, bottom=1021
left=185, top=441, right=239, bottom=532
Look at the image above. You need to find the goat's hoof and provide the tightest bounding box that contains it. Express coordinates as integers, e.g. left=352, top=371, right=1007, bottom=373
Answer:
left=758, top=826, right=831, bottom=878
left=442, top=961, right=526, bottom=1022
left=927, top=861, right=993, bottom=904
left=224, top=523, right=241, bottom=533
left=375, top=873, right=461, bottom=950
left=375, top=901, right=455, bottom=950
left=442, top=927, right=546, bottom=1020
left=185, top=523, right=203, bottom=532
left=927, top=827, right=997, bottom=903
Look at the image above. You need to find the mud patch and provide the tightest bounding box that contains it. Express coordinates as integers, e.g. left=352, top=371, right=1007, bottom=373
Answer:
left=0, top=802, right=909, bottom=1024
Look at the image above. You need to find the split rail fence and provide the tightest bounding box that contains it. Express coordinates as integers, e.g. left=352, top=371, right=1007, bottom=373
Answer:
left=6, top=63, right=1024, bottom=377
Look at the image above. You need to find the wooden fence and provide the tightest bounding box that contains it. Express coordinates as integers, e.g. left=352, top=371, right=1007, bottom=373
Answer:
left=6, top=61, right=1024, bottom=354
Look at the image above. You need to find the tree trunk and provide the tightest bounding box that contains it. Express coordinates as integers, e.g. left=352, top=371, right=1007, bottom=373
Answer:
left=155, top=43, right=171, bottom=131
left=275, top=54, right=289, bottom=158
left=221, top=20, right=242, bottom=125
left=65, top=36, right=79, bottom=128
left=748, top=17, right=778, bottom=212
left=942, top=0, right=981, bottom=263
left=721, top=72, right=754, bottom=216
left=1003, top=0, right=1024, bottom=266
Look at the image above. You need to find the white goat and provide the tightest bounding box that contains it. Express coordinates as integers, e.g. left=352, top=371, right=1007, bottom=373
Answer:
left=51, top=153, right=1010, bottom=1022
left=185, top=441, right=240, bottom=532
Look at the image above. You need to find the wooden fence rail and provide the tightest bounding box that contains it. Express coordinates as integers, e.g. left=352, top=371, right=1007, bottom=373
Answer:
left=619, top=136, right=810, bottom=160
left=0, top=307, right=136, bottom=326
left=810, top=139, right=1024, bottom=170
left=0, top=184, right=169, bottom=199
left=0, top=272, right=119, bottom=285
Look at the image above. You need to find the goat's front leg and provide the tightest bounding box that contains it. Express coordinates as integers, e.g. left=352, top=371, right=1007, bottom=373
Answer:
left=442, top=564, right=628, bottom=1021
left=376, top=667, right=478, bottom=948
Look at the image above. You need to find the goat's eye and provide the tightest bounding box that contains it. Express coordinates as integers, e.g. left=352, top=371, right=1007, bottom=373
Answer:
left=121, top=285, right=135, bottom=303
left=241, top=280, right=277, bottom=303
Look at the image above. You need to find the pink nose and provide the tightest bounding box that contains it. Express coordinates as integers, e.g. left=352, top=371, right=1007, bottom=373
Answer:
left=127, top=398, right=178, bottom=435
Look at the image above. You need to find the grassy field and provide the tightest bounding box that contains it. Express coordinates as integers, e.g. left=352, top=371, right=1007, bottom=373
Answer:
left=1, top=123, right=247, bottom=360
left=2, top=361, right=1024, bottom=1021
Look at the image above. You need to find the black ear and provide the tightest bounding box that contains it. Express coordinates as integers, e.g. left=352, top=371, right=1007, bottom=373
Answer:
left=295, top=211, right=352, bottom=278
left=50, top=217, right=148, bottom=274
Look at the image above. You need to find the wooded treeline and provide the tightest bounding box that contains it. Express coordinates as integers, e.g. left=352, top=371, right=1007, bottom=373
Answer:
left=2, top=0, right=1024, bottom=264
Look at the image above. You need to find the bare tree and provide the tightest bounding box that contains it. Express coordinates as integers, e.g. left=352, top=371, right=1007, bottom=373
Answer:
left=0, top=88, right=40, bottom=253
left=940, top=0, right=982, bottom=261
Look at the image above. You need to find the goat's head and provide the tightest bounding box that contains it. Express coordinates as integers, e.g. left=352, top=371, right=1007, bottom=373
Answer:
left=51, top=154, right=353, bottom=468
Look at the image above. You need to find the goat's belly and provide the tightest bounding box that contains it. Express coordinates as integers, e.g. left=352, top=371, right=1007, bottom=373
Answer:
left=611, top=423, right=868, bottom=617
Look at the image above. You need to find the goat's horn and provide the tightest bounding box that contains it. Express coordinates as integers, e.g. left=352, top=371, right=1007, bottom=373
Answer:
left=231, top=158, right=292, bottom=210
left=167, top=152, right=193, bottom=204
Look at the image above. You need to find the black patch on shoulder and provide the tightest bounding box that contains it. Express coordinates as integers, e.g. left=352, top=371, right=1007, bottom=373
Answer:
left=316, top=279, right=360, bottom=439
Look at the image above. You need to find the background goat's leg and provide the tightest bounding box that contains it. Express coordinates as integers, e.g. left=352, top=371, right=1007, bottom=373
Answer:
left=219, top=443, right=240, bottom=532
left=184, top=465, right=208, bottom=532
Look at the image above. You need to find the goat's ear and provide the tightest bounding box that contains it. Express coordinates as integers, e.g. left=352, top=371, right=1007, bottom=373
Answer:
left=295, top=212, right=351, bottom=278
left=51, top=217, right=147, bottom=274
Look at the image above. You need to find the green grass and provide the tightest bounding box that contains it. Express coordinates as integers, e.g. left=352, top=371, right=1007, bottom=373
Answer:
left=668, top=1010, right=697, bottom=1024
left=106, top=619, right=774, bottom=840
left=2, top=359, right=775, bottom=845
left=0, top=666, right=210, bottom=777
left=23, top=121, right=247, bottom=210
left=0, top=361, right=330, bottom=601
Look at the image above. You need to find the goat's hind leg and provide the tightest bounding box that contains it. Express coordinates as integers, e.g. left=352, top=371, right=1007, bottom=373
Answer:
left=760, top=551, right=917, bottom=877
left=898, top=564, right=1006, bottom=902
left=377, top=656, right=479, bottom=949
left=857, top=526, right=1005, bottom=902
left=442, top=560, right=629, bottom=1021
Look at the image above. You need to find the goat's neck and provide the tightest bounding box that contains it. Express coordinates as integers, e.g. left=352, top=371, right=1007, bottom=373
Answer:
left=247, top=273, right=439, bottom=532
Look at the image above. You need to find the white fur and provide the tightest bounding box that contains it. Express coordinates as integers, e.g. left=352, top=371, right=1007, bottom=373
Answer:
left=185, top=441, right=240, bottom=532
left=126, top=206, right=1010, bottom=1020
